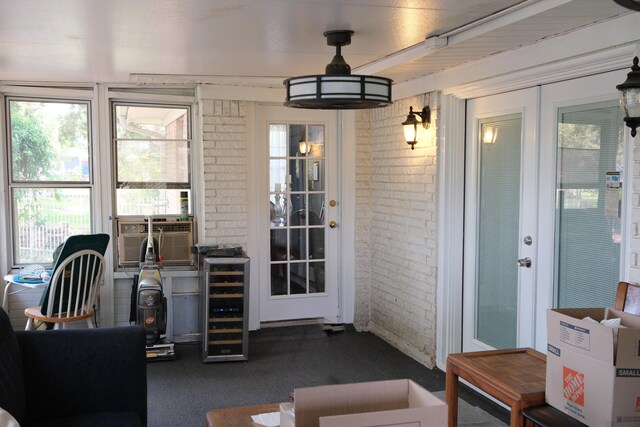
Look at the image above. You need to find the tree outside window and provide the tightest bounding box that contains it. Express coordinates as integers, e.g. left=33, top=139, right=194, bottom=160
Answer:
left=8, top=99, right=91, bottom=265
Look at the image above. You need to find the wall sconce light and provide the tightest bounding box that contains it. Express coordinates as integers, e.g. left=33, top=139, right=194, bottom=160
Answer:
left=402, top=106, right=431, bottom=150
left=616, top=56, right=640, bottom=137
left=299, top=140, right=309, bottom=155
left=482, top=125, right=498, bottom=144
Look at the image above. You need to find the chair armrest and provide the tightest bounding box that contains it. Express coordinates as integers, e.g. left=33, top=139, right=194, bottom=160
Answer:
left=16, top=326, right=147, bottom=425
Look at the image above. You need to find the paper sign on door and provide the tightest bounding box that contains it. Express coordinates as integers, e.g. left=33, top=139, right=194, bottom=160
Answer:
left=605, top=171, right=621, bottom=218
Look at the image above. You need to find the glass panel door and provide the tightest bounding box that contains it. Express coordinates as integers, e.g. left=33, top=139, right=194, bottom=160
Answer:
left=534, top=69, right=628, bottom=350
left=463, top=87, right=538, bottom=352
left=554, top=101, right=624, bottom=307
left=269, top=123, right=326, bottom=297
left=475, top=114, right=522, bottom=348
left=463, top=70, right=629, bottom=354
left=259, top=105, right=338, bottom=323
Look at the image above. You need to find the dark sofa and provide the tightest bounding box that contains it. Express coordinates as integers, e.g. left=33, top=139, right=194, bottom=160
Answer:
left=0, top=307, right=147, bottom=426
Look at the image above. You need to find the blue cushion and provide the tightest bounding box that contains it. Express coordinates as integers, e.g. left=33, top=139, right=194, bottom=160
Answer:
left=0, top=307, right=25, bottom=424
left=17, top=326, right=147, bottom=425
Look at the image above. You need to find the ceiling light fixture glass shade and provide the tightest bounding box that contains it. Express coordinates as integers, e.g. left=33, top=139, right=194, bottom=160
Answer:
left=284, top=30, right=393, bottom=110
left=613, top=0, right=640, bottom=11
left=616, top=56, right=640, bottom=137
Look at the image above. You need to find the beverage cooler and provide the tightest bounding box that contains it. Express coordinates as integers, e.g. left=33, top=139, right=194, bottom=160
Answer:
left=201, top=256, right=249, bottom=362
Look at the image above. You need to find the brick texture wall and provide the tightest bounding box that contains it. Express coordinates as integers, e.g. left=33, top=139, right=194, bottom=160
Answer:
left=354, top=110, right=372, bottom=330
left=356, top=94, right=439, bottom=368
left=199, top=99, right=249, bottom=246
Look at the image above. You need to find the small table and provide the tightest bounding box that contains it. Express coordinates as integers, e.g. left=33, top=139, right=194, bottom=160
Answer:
left=446, top=347, right=546, bottom=427
left=2, top=274, right=48, bottom=313
left=205, top=403, right=280, bottom=427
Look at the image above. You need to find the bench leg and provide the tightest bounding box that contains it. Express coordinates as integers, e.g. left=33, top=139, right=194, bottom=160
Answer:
left=446, top=368, right=459, bottom=427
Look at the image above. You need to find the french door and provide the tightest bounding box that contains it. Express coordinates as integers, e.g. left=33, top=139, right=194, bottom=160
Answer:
left=534, top=71, right=628, bottom=347
left=463, top=87, right=539, bottom=351
left=463, top=71, right=629, bottom=352
left=258, top=106, right=340, bottom=323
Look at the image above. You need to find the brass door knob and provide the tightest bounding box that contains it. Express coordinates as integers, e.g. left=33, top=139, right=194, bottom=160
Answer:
left=329, top=220, right=337, bottom=229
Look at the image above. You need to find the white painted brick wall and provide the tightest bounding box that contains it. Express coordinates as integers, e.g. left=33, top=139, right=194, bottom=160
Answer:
left=356, top=94, right=439, bottom=368
left=199, top=99, right=248, bottom=247
left=354, top=110, right=372, bottom=330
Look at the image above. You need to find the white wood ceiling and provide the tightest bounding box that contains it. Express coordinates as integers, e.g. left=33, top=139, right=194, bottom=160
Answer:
left=0, top=0, right=632, bottom=86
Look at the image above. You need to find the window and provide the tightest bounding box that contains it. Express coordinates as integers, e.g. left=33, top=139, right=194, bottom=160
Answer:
left=112, top=103, right=191, bottom=217
left=7, top=98, right=92, bottom=265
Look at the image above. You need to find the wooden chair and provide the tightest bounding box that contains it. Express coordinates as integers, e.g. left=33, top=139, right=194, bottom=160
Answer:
left=24, top=249, right=105, bottom=330
left=614, top=281, right=640, bottom=315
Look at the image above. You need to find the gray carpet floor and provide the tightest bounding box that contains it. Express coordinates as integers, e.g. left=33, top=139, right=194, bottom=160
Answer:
left=147, top=324, right=508, bottom=426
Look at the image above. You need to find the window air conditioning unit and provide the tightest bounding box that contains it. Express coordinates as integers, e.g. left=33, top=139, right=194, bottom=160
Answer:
left=117, top=220, right=194, bottom=267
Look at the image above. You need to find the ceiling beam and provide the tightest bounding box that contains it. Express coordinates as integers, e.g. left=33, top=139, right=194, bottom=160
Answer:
left=354, top=0, right=572, bottom=75
left=130, top=74, right=285, bottom=88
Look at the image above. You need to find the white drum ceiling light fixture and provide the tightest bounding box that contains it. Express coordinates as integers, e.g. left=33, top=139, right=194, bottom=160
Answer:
left=283, top=30, right=393, bottom=110
left=613, top=0, right=640, bottom=11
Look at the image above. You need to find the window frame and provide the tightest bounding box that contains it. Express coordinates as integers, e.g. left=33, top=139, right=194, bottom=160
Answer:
left=5, top=94, right=96, bottom=267
left=110, top=100, right=193, bottom=219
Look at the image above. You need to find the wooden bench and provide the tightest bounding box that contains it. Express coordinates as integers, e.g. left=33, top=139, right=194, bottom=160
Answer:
left=446, top=348, right=546, bottom=427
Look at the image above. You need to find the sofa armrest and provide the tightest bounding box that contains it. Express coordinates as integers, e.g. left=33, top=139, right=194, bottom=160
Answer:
left=16, top=326, right=147, bottom=425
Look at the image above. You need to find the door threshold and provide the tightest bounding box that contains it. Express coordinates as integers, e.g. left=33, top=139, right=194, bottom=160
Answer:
left=260, top=318, right=324, bottom=328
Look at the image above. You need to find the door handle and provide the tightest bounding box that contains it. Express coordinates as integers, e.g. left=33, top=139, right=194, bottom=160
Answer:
left=329, top=220, right=337, bottom=229
left=517, top=257, right=532, bottom=268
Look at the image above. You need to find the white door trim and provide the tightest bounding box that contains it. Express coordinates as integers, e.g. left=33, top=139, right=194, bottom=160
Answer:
left=246, top=100, right=261, bottom=331
left=435, top=94, right=466, bottom=369
left=436, top=44, right=638, bottom=371
left=339, top=110, right=356, bottom=324
left=462, top=87, right=539, bottom=352
left=256, top=105, right=341, bottom=323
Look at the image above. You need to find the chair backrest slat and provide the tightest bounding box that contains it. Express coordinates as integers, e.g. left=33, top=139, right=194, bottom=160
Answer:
left=43, top=249, right=105, bottom=319
left=69, top=257, right=78, bottom=316
left=87, top=257, right=102, bottom=314
left=74, top=255, right=86, bottom=316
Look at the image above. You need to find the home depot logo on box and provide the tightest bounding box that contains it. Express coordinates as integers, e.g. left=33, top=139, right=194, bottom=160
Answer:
left=563, top=366, right=585, bottom=406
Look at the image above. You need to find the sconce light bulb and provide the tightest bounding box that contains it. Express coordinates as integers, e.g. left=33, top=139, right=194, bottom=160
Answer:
left=402, top=105, right=431, bottom=149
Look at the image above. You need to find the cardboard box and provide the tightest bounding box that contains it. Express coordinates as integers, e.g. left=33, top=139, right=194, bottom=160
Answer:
left=279, top=379, right=446, bottom=427
left=546, top=308, right=640, bottom=426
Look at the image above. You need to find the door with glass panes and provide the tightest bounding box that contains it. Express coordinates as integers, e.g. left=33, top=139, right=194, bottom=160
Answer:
left=463, top=87, right=539, bottom=352
left=463, top=70, right=629, bottom=352
left=534, top=70, right=629, bottom=348
left=259, top=106, right=339, bottom=323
